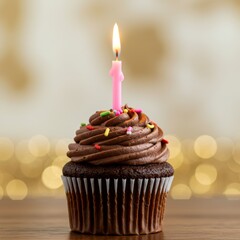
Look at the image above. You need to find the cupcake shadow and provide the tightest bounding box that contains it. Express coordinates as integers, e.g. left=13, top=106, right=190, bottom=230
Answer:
left=69, top=231, right=165, bottom=240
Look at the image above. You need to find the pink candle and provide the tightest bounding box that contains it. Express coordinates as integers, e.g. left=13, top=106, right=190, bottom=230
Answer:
left=109, top=23, right=124, bottom=111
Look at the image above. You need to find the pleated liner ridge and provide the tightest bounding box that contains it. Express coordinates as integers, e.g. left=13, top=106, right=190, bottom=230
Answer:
left=62, top=176, right=174, bottom=235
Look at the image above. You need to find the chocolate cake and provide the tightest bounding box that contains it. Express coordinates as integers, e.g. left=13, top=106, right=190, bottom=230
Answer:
left=62, top=106, right=174, bottom=235
left=63, top=162, right=174, bottom=179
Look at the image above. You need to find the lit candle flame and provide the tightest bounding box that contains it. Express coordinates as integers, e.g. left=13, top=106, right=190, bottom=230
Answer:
left=112, top=23, right=121, bottom=60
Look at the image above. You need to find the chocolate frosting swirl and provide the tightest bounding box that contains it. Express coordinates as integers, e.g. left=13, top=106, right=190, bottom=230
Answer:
left=67, top=106, right=169, bottom=165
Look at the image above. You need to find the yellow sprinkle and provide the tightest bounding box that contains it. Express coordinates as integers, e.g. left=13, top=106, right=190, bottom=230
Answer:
left=147, top=123, right=155, bottom=129
left=123, top=109, right=128, bottom=113
left=104, top=128, right=110, bottom=137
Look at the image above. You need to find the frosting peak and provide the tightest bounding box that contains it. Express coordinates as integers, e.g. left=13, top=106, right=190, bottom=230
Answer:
left=67, top=106, right=169, bottom=165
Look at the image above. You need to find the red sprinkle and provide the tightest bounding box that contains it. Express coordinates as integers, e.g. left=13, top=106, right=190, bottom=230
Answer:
left=86, top=125, right=94, bottom=130
left=162, top=139, right=169, bottom=144
left=94, top=144, right=101, bottom=150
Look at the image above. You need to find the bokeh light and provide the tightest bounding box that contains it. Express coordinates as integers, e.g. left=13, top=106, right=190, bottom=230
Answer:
left=52, top=156, right=69, bottom=169
left=165, top=135, right=181, bottom=159
left=28, top=135, right=50, bottom=157
left=224, top=183, right=240, bottom=199
left=195, top=164, right=217, bottom=185
left=181, top=139, right=196, bottom=162
left=15, top=140, right=36, bottom=164
left=189, top=175, right=211, bottom=195
left=41, top=166, right=62, bottom=189
left=194, top=135, right=217, bottom=159
left=6, top=179, right=28, bottom=200
left=168, top=153, right=184, bottom=169
left=170, top=184, right=192, bottom=199
left=0, top=137, right=14, bottom=161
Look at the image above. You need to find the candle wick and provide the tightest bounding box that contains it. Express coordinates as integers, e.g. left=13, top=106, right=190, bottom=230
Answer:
left=116, top=50, right=119, bottom=61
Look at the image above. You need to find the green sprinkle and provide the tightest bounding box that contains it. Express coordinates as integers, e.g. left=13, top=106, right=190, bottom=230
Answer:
left=100, top=111, right=110, bottom=117
left=81, top=123, right=86, bottom=127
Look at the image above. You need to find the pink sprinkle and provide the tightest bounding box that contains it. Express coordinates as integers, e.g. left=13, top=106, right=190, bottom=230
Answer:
left=134, top=109, right=142, bottom=113
left=115, top=110, right=120, bottom=116
left=127, top=126, right=133, bottom=132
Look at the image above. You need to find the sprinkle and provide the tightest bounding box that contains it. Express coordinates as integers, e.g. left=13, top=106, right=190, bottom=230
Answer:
left=127, top=126, right=133, bottom=132
left=94, top=144, right=101, bottom=150
left=100, top=111, right=110, bottom=117
left=113, top=110, right=120, bottom=116
left=86, top=125, right=94, bottom=130
left=123, top=109, right=128, bottom=113
left=162, top=139, right=169, bottom=144
left=81, top=123, right=86, bottom=127
left=115, top=110, right=121, bottom=116
left=104, top=128, right=110, bottom=137
left=126, top=126, right=133, bottom=135
left=134, top=109, right=142, bottom=113
left=147, top=123, right=155, bottom=129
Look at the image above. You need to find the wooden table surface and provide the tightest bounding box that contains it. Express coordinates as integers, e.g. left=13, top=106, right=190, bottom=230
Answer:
left=0, top=198, right=239, bottom=240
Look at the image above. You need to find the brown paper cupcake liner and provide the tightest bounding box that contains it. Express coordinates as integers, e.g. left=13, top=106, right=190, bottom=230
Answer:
left=62, top=175, right=174, bottom=235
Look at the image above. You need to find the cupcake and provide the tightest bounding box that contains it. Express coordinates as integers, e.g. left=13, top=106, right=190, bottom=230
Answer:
left=62, top=106, right=174, bottom=235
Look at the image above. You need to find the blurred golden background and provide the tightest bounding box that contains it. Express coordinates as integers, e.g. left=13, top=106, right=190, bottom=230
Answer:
left=0, top=0, right=240, bottom=200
